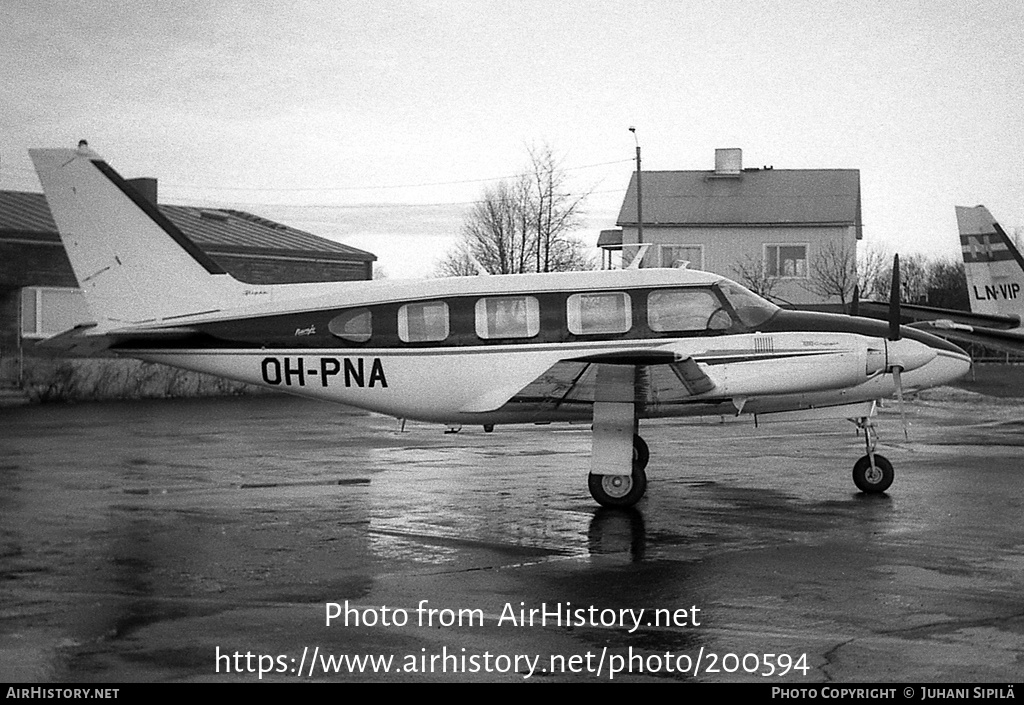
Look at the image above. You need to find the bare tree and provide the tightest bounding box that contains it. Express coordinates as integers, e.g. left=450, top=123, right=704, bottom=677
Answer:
left=859, top=248, right=968, bottom=309
left=925, top=258, right=968, bottom=309
left=730, top=254, right=779, bottom=300
left=524, top=144, right=591, bottom=273
left=439, top=179, right=531, bottom=275
left=435, top=246, right=483, bottom=278
left=856, top=242, right=890, bottom=301
left=800, top=239, right=858, bottom=309
left=864, top=252, right=930, bottom=303
left=436, top=144, right=594, bottom=276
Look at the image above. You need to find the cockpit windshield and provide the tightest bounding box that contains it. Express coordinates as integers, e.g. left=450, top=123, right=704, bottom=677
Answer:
left=715, top=280, right=780, bottom=328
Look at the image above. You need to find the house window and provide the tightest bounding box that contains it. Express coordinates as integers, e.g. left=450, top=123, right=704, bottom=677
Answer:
left=567, top=292, right=632, bottom=335
left=20, top=287, right=91, bottom=338
left=475, top=296, right=540, bottom=339
left=659, top=244, right=703, bottom=270
left=398, top=301, right=450, bottom=343
left=328, top=308, right=372, bottom=343
left=766, top=244, right=808, bottom=278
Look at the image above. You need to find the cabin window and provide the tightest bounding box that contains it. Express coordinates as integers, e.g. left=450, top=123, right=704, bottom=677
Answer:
left=567, top=292, right=632, bottom=335
left=475, top=296, right=540, bottom=339
left=328, top=308, right=372, bottom=343
left=765, top=244, right=808, bottom=278
left=647, top=288, right=729, bottom=332
left=398, top=301, right=450, bottom=342
left=716, top=281, right=780, bottom=328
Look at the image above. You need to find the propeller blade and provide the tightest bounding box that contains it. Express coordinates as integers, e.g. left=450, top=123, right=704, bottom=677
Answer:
left=893, top=365, right=908, bottom=439
left=889, top=254, right=901, bottom=340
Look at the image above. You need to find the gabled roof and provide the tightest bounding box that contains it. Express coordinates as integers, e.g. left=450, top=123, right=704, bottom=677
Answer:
left=0, top=190, right=376, bottom=262
left=617, top=169, right=861, bottom=237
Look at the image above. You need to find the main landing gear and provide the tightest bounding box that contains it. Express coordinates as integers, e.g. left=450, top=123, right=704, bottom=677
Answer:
left=588, top=434, right=649, bottom=508
left=853, top=415, right=894, bottom=494
left=587, top=365, right=649, bottom=508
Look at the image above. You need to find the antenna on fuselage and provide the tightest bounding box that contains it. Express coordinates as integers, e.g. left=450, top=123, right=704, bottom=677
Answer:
left=625, top=243, right=651, bottom=269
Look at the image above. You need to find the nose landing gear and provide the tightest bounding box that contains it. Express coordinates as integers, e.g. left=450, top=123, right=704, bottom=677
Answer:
left=853, top=415, right=894, bottom=493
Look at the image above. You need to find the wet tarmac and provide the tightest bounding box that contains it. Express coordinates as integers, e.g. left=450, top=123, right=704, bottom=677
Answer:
left=1, top=390, right=1022, bottom=682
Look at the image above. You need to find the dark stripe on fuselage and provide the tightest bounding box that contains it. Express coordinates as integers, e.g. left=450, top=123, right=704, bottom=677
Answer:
left=90, top=160, right=228, bottom=275
left=116, top=290, right=968, bottom=360
left=192, top=287, right=750, bottom=350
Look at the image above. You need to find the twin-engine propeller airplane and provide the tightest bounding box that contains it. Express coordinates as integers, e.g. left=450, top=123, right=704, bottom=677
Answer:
left=30, top=143, right=972, bottom=507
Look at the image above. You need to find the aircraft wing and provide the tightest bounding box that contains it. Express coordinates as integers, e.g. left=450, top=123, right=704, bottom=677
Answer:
left=907, top=320, right=1024, bottom=355
left=853, top=300, right=1021, bottom=330
left=460, top=350, right=716, bottom=415
left=849, top=300, right=1024, bottom=354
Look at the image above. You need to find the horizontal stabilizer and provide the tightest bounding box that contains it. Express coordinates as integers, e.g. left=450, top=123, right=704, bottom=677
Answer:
left=38, top=323, right=202, bottom=357
left=37, top=324, right=110, bottom=356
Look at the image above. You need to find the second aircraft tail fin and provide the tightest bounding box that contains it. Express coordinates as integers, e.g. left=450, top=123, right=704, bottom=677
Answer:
left=957, top=205, right=1024, bottom=319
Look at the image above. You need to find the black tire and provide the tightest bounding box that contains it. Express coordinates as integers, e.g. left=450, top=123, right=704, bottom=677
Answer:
left=853, top=454, right=894, bottom=493
left=632, top=434, right=650, bottom=471
left=588, top=466, right=648, bottom=508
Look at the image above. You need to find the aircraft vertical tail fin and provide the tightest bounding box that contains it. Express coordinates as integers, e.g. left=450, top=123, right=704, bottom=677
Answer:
left=957, top=205, right=1024, bottom=319
left=29, top=144, right=245, bottom=328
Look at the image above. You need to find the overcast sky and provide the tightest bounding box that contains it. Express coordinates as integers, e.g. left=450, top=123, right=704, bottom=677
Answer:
left=2, top=0, right=1022, bottom=278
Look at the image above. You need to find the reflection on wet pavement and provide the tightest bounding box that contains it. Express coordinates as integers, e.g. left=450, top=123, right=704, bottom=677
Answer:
left=1, top=392, right=1022, bottom=681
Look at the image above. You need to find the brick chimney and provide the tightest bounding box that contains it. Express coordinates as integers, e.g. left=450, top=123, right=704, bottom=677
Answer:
left=714, top=148, right=742, bottom=176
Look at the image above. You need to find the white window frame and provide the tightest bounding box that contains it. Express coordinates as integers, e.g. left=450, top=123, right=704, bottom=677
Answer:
left=647, top=288, right=723, bottom=332
left=20, top=286, right=91, bottom=339
left=659, top=244, right=704, bottom=270
left=567, top=292, right=632, bottom=335
left=475, top=296, right=540, bottom=340
left=764, top=243, right=809, bottom=279
left=398, top=301, right=450, bottom=343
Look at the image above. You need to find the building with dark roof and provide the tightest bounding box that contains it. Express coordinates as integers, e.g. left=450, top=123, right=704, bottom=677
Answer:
left=606, top=148, right=861, bottom=306
left=0, top=182, right=376, bottom=390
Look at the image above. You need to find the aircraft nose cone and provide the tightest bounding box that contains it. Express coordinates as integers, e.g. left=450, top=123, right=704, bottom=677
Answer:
left=886, top=338, right=938, bottom=372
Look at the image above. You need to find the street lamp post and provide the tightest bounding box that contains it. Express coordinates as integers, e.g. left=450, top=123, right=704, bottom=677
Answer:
left=629, top=127, right=643, bottom=265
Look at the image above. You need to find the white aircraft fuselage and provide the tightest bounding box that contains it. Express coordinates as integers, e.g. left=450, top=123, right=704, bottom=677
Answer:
left=119, top=268, right=969, bottom=426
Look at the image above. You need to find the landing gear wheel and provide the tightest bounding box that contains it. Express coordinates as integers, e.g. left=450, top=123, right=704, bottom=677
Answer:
left=853, top=454, right=894, bottom=494
left=589, top=467, right=647, bottom=508
left=588, top=435, right=649, bottom=508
